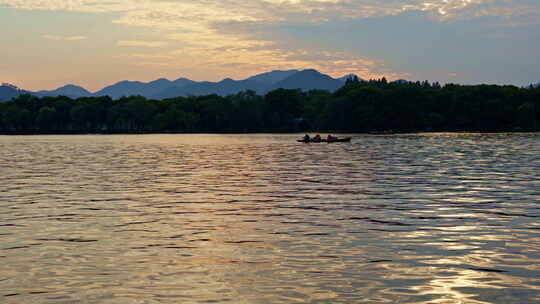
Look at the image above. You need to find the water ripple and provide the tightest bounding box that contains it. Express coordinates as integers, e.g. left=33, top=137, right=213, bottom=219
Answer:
left=0, top=133, right=539, bottom=303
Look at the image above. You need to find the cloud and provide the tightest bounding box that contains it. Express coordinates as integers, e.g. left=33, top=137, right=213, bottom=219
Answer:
left=463, top=2, right=540, bottom=26
left=117, top=40, right=169, bottom=48
left=3, top=0, right=538, bottom=80
left=2, top=1, right=536, bottom=26
left=43, top=34, right=87, bottom=41
left=0, top=1, right=494, bottom=23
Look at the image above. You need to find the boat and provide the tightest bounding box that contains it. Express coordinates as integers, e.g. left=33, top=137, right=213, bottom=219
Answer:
left=297, top=137, right=351, bottom=143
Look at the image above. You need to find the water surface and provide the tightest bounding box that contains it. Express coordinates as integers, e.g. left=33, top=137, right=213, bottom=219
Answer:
left=1, top=133, right=539, bottom=303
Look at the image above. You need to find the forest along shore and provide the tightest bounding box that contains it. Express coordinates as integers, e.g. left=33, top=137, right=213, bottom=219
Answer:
left=1, top=79, right=538, bottom=134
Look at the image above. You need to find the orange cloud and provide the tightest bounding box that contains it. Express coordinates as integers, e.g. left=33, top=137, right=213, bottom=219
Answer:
left=1, top=0, right=535, bottom=85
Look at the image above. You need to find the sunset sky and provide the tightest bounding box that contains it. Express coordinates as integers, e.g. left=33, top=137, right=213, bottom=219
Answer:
left=1, top=0, right=539, bottom=91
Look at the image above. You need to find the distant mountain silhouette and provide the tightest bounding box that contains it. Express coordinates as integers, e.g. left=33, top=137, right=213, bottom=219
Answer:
left=246, top=70, right=300, bottom=85
left=153, top=69, right=342, bottom=99
left=94, top=80, right=148, bottom=99
left=152, top=78, right=267, bottom=99
left=393, top=79, right=410, bottom=84
left=36, top=84, right=92, bottom=98
left=139, top=77, right=199, bottom=99
left=173, top=77, right=198, bottom=88
left=0, top=84, right=27, bottom=101
left=269, top=69, right=343, bottom=92
left=94, top=78, right=177, bottom=99
left=5, top=69, right=364, bottom=101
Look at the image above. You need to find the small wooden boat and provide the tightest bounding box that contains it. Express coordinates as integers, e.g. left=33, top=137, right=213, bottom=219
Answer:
left=297, top=137, right=351, bottom=143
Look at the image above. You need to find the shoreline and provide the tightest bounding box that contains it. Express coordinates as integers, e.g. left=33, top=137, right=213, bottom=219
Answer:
left=0, top=130, right=538, bottom=136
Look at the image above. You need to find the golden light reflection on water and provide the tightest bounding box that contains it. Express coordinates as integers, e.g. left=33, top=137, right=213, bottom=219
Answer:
left=0, top=134, right=539, bottom=303
left=415, top=269, right=501, bottom=304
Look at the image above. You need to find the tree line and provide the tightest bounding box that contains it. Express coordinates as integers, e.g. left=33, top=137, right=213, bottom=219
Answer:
left=0, top=78, right=538, bottom=134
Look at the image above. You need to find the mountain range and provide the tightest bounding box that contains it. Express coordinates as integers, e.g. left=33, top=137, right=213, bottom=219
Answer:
left=0, top=84, right=30, bottom=102
left=1, top=69, right=360, bottom=102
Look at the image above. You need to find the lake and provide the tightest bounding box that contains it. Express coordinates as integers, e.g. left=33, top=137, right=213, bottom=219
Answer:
left=1, top=133, right=539, bottom=303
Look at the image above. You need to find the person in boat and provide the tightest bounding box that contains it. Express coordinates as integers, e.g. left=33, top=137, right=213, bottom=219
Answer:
left=314, top=134, right=322, bottom=141
left=327, top=134, right=337, bottom=141
left=303, top=134, right=310, bottom=141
